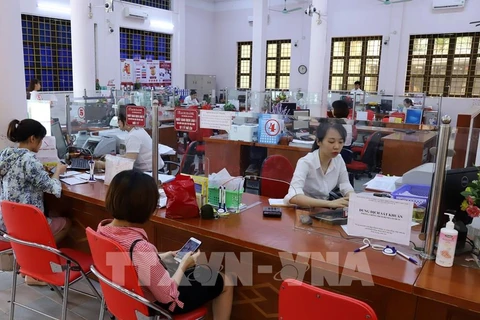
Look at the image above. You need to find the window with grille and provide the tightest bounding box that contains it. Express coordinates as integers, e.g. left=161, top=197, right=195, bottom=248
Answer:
left=122, top=0, right=170, bottom=10
left=405, top=33, right=480, bottom=97
left=329, top=36, right=382, bottom=92
left=21, top=14, right=73, bottom=91
left=265, top=40, right=291, bottom=90
left=237, top=42, right=252, bottom=89
left=120, top=27, right=171, bottom=61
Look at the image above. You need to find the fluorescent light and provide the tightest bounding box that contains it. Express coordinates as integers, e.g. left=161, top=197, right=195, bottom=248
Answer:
left=150, top=20, right=174, bottom=31
left=37, top=1, right=71, bottom=15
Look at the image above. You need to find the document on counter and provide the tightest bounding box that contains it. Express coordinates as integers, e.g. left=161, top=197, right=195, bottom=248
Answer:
left=268, top=199, right=294, bottom=207
left=363, top=174, right=400, bottom=193
left=347, top=193, right=413, bottom=246
left=60, top=177, right=88, bottom=186
left=144, top=172, right=176, bottom=184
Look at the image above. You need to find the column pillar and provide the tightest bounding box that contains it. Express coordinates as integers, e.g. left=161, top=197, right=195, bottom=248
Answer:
left=251, top=0, right=268, bottom=92
left=0, top=0, right=28, bottom=149
left=307, top=0, right=328, bottom=117
left=172, top=0, right=186, bottom=89
left=71, top=0, right=96, bottom=96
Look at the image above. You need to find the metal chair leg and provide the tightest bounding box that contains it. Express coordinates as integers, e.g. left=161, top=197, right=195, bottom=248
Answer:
left=98, top=296, right=106, bottom=320
left=61, top=263, right=71, bottom=320
left=9, top=258, right=18, bottom=320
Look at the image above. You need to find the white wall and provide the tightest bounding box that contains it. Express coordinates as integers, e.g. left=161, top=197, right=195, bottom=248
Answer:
left=213, top=4, right=311, bottom=92
left=185, top=5, right=216, bottom=76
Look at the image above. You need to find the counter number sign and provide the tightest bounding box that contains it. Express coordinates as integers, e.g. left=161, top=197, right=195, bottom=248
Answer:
left=126, top=106, right=146, bottom=127
left=78, top=107, right=85, bottom=119
left=265, top=119, right=280, bottom=136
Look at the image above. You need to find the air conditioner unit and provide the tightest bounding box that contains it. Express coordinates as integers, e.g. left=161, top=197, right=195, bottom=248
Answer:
left=432, top=0, right=465, bottom=10
left=123, top=7, right=148, bottom=20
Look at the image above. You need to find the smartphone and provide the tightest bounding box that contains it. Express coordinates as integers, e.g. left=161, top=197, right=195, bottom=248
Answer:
left=174, top=237, right=202, bottom=263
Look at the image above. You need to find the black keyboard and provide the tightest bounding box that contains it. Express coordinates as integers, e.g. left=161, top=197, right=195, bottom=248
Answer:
left=69, top=158, right=90, bottom=170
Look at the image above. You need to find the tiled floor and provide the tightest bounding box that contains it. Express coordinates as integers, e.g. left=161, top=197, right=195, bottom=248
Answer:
left=0, top=271, right=106, bottom=320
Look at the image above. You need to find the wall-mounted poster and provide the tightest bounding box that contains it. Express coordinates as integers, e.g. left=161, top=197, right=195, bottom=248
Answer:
left=120, top=59, right=172, bottom=87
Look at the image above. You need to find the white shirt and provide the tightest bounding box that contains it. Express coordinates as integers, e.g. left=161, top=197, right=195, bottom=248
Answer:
left=284, top=149, right=354, bottom=204
left=29, top=91, right=42, bottom=100
left=342, top=119, right=354, bottom=147
left=184, top=95, right=199, bottom=105
left=125, top=128, right=164, bottom=172
left=350, top=89, right=363, bottom=102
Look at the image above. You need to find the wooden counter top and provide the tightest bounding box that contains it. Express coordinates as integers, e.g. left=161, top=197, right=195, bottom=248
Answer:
left=56, top=181, right=480, bottom=318
left=382, top=131, right=437, bottom=143
left=356, top=125, right=396, bottom=134
left=414, top=260, right=480, bottom=313
left=204, top=134, right=254, bottom=146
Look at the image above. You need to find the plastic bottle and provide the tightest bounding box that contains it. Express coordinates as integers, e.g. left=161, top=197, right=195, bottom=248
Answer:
left=435, top=213, right=458, bottom=267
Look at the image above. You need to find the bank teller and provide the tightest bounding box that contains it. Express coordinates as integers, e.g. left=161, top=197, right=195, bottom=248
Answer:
left=284, top=122, right=354, bottom=208
left=184, top=90, right=199, bottom=105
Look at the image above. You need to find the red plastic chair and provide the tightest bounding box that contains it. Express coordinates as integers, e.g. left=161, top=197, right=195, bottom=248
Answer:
left=366, top=110, right=375, bottom=121
left=260, top=155, right=294, bottom=198
left=279, top=279, right=378, bottom=320
left=86, top=227, right=207, bottom=320
left=1, top=201, right=101, bottom=320
left=347, top=132, right=382, bottom=179
left=382, top=116, right=390, bottom=123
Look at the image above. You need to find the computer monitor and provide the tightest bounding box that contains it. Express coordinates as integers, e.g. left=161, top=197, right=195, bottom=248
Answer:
left=405, top=109, right=423, bottom=125
left=85, top=105, right=108, bottom=123
left=280, top=102, right=297, bottom=115
left=422, top=167, right=478, bottom=252
left=51, top=121, right=68, bottom=159
left=380, top=99, right=392, bottom=113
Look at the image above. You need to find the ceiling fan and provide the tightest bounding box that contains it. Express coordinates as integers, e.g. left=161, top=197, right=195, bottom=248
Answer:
left=470, top=20, right=480, bottom=27
left=270, top=0, right=302, bottom=14
left=377, top=0, right=412, bottom=4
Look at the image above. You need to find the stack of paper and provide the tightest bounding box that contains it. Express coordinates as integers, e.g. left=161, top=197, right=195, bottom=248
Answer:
left=363, top=175, right=401, bottom=193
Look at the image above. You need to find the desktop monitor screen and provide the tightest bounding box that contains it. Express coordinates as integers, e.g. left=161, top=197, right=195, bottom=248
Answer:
left=85, top=105, right=108, bottom=122
left=51, top=121, right=68, bottom=159
left=380, top=99, right=392, bottom=112
left=422, top=167, right=478, bottom=235
left=280, top=102, right=297, bottom=115
left=405, top=109, right=423, bottom=125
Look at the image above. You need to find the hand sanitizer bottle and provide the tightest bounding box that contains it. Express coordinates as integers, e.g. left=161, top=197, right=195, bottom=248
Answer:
left=435, top=213, right=458, bottom=267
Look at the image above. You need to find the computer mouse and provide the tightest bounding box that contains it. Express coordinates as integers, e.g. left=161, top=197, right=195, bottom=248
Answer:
left=300, top=214, right=313, bottom=225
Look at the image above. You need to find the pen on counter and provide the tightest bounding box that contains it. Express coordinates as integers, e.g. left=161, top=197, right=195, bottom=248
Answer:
left=354, top=244, right=370, bottom=253
left=222, top=186, right=227, bottom=211
left=218, top=186, right=223, bottom=209
left=396, top=250, right=418, bottom=265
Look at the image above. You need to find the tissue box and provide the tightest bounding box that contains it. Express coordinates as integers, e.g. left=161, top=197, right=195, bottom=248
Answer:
left=229, top=124, right=258, bottom=142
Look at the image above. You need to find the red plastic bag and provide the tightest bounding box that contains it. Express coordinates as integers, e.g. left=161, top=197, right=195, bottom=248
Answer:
left=163, top=175, right=199, bottom=219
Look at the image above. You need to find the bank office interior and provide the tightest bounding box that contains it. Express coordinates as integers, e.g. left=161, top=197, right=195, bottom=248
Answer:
left=3, top=0, right=480, bottom=319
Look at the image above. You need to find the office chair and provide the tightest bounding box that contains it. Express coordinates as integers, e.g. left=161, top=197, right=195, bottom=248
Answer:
left=346, top=132, right=382, bottom=179
left=85, top=228, right=207, bottom=320
left=279, top=279, right=378, bottom=320
left=1, top=201, right=101, bottom=320
left=259, top=155, right=295, bottom=198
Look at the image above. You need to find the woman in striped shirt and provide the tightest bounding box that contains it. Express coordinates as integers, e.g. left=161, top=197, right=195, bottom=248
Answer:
left=97, top=170, right=233, bottom=318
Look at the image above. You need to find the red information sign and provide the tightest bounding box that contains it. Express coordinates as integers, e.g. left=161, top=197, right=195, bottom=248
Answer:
left=126, top=106, right=146, bottom=127
left=78, top=107, right=85, bottom=119
left=174, top=109, right=198, bottom=132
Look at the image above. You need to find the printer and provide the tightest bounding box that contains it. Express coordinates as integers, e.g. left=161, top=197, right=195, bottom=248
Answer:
left=82, top=136, right=116, bottom=158
left=395, top=162, right=437, bottom=188
left=98, top=128, right=128, bottom=153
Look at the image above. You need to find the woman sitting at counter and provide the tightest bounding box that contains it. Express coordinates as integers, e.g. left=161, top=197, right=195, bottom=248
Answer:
left=97, top=170, right=233, bottom=318
left=284, top=122, right=354, bottom=208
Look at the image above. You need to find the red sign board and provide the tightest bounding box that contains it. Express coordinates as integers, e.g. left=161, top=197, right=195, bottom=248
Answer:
left=126, top=106, right=146, bottom=127
left=174, top=109, right=198, bottom=132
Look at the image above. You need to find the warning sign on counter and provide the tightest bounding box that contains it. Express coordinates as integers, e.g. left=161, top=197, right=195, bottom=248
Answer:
left=126, top=106, right=146, bottom=127
left=174, top=109, right=198, bottom=132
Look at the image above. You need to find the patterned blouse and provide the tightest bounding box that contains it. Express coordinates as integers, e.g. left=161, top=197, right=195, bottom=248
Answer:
left=0, top=147, right=62, bottom=230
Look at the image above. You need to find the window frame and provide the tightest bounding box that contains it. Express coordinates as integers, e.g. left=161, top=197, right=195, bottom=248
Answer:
left=21, top=14, right=73, bottom=92
left=329, top=36, right=383, bottom=92
left=119, top=27, right=171, bottom=61
left=405, top=32, right=480, bottom=97
left=265, top=39, right=292, bottom=90
left=236, top=41, right=253, bottom=89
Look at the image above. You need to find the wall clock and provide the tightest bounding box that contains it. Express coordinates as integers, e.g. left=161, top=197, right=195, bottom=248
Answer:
left=298, top=65, right=307, bottom=74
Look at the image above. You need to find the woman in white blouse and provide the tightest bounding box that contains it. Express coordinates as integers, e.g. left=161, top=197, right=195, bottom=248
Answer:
left=284, top=122, right=354, bottom=208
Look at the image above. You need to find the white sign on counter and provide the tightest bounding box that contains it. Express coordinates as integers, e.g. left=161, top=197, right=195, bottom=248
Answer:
left=199, top=110, right=233, bottom=131
left=347, top=193, right=413, bottom=246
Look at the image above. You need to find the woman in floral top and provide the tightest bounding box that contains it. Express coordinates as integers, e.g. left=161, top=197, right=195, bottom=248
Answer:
left=0, top=119, right=71, bottom=242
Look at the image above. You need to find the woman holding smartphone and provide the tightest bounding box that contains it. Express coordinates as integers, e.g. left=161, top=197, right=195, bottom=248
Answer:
left=97, top=170, right=233, bottom=318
